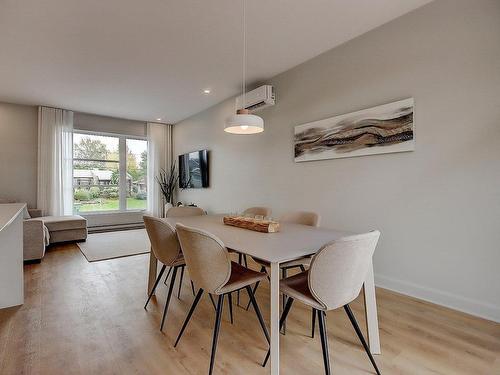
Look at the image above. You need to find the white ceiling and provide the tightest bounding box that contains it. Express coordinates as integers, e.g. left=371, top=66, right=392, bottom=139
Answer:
left=0, top=0, right=432, bottom=123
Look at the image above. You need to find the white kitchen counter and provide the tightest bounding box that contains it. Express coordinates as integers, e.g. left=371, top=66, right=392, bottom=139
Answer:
left=0, top=203, right=26, bottom=309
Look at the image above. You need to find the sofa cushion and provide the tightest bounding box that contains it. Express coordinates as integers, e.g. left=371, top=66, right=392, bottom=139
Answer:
left=40, top=215, right=87, bottom=232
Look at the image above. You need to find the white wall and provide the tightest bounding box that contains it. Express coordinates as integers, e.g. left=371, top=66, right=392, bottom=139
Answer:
left=174, top=0, right=500, bottom=322
left=0, top=102, right=38, bottom=208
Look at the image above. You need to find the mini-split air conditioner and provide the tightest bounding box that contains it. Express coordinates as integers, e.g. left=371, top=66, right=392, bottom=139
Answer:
left=235, top=85, right=275, bottom=112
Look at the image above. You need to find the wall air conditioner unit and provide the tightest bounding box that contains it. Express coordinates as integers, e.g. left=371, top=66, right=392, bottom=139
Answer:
left=235, top=85, right=275, bottom=112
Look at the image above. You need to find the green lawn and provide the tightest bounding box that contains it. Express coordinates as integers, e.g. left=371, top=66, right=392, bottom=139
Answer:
left=74, top=198, right=147, bottom=212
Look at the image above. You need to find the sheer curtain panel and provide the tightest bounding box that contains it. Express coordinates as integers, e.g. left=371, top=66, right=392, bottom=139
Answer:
left=147, top=122, right=173, bottom=217
left=37, top=106, right=74, bottom=216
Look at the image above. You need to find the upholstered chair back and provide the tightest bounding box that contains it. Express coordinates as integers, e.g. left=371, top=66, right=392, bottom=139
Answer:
left=176, top=224, right=231, bottom=294
left=242, top=207, right=272, bottom=217
left=308, top=230, right=380, bottom=311
left=143, top=215, right=182, bottom=266
left=279, top=211, right=320, bottom=227
left=166, top=206, right=205, bottom=217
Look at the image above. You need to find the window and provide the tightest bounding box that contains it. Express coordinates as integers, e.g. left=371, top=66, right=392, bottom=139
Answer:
left=73, top=132, right=148, bottom=213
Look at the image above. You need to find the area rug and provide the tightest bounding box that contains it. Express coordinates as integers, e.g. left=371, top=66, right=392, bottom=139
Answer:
left=78, top=229, right=150, bottom=262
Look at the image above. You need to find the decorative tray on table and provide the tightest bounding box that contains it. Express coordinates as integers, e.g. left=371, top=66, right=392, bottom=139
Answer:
left=223, top=216, right=280, bottom=233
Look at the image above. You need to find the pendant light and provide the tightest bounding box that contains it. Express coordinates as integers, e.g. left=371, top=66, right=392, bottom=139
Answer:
left=225, top=0, right=264, bottom=134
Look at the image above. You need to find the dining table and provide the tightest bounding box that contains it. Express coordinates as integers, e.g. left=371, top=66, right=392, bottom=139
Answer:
left=147, top=214, right=381, bottom=375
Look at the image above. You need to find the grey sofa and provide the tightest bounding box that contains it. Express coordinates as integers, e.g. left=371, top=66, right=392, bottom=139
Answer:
left=24, top=208, right=88, bottom=262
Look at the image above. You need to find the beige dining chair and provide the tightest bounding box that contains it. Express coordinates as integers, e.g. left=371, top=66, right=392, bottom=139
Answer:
left=162, top=206, right=206, bottom=292
left=174, top=223, right=270, bottom=375
left=242, top=206, right=272, bottom=217
left=280, top=210, right=320, bottom=227
left=247, top=211, right=320, bottom=334
left=262, top=230, right=382, bottom=375
left=144, top=215, right=191, bottom=332
left=235, top=206, right=272, bottom=267
left=166, top=206, right=205, bottom=217
left=250, top=211, right=320, bottom=277
left=232, top=206, right=272, bottom=306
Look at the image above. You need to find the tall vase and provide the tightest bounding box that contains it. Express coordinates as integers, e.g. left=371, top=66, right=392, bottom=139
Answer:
left=164, top=202, right=173, bottom=217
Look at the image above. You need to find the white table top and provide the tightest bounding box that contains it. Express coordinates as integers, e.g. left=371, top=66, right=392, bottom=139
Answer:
left=0, top=203, right=27, bottom=232
left=164, top=214, right=352, bottom=264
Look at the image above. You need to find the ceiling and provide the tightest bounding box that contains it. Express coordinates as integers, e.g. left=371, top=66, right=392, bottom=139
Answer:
left=0, top=0, right=432, bottom=123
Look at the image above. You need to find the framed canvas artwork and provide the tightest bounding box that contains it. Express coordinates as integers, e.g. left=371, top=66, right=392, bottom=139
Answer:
left=294, top=98, right=414, bottom=162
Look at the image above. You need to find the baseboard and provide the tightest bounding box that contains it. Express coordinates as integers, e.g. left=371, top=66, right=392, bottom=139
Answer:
left=375, top=273, right=500, bottom=323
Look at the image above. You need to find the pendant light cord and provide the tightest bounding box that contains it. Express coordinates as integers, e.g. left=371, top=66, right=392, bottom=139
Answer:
left=242, top=0, right=246, bottom=105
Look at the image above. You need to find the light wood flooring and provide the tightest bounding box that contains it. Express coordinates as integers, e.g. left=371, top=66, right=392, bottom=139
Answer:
left=1, top=243, right=499, bottom=374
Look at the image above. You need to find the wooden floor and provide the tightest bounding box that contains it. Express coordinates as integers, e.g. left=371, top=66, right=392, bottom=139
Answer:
left=1, top=243, right=499, bottom=375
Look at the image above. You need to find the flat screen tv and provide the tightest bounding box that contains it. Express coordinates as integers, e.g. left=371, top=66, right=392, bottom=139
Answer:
left=178, top=150, right=209, bottom=188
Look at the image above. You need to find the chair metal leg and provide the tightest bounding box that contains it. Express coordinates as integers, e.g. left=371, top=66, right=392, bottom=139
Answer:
left=246, top=286, right=270, bottom=344
left=317, top=310, right=331, bottom=375
left=177, top=265, right=185, bottom=298
left=245, top=265, right=267, bottom=311
left=312, top=308, right=317, bottom=338
left=244, top=281, right=260, bottom=311
left=299, top=265, right=306, bottom=272
left=243, top=254, right=248, bottom=268
left=174, top=288, right=204, bottom=347
left=209, top=293, right=217, bottom=310
left=262, top=297, right=295, bottom=367
left=209, top=295, right=225, bottom=375
left=190, top=280, right=196, bottom=296
left=344, top=304, right=381, bottom=375
left=163, top=266, right=172, bottom=285
left=228, top=292, right=234, bottom=324
left=144, top=264, right=166, bottom=310
left=281, top=268, right=288, bottom=334
left=160, top=266, right=178, bottom=332
left=237, top=254, right=243, bottom=306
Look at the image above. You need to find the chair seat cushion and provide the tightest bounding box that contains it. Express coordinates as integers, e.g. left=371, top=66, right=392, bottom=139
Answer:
left=218, top=262, right=267, bottom=294
left=280, top=271, right=325, bottom=310
left=40, top=215, right=87, bottom=232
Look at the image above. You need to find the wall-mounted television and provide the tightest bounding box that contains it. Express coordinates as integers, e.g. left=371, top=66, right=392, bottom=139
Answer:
left=178, top=149, right=209, bottom=188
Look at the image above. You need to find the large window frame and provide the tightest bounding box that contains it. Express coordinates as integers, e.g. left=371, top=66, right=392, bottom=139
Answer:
left=72, top=130, right=148, bottom=214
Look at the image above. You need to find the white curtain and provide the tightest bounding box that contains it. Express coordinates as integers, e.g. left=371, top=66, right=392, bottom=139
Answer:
left=37, top=107, right=74, bottom=216
left=147, top=122, right=173, bottom=217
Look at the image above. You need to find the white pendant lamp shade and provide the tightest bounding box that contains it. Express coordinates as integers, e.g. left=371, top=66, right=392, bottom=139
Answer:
left=225, top=109, right=264, bottom=134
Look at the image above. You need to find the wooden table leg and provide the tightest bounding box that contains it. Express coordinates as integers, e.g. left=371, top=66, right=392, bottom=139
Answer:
left=363, top=261, right=381, bottom=354
left=270, top=262, right=280, bottom=374
left=148, top=251, right=158, bottom=295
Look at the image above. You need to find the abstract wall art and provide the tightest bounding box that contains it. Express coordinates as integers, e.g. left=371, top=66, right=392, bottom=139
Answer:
left=294, top=98, right=414, bottom=162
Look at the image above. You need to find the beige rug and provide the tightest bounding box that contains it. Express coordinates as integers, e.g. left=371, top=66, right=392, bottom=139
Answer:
left=78, top=229, right=150, bottom=262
